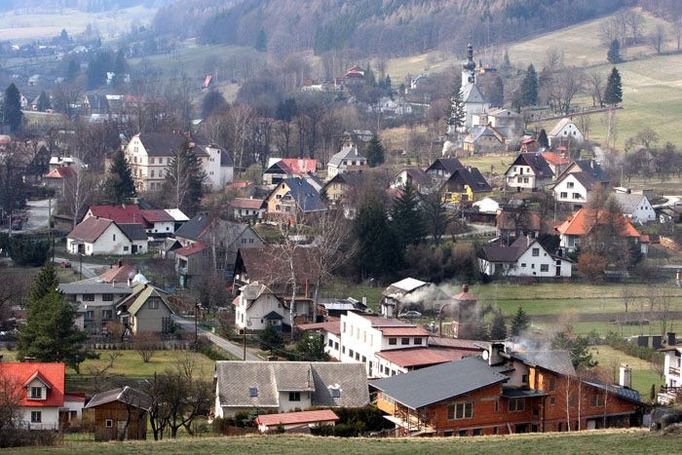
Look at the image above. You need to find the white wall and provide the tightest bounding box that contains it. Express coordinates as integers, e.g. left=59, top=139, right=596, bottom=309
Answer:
left=18, top=407, right=60, bottom=430
left=67, top=223, right=134, bottom=256
left=339, top=313, right=382, bottom=375
left=278, top=391, right=312, bottom=412
left=550, top=122, right=584, bottom=146
left=148, top=221, right=175, bottom=235
left=505, top=165, right=537, bottom=190
left=629, top=197, right=656, bottom=223
left=236, top=293, right=285, bottom=331
left=553, top=174, right=588, bottom=204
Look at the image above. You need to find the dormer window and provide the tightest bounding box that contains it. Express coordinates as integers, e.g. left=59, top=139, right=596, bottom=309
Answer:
left=30, top=386, right=42, bottom=399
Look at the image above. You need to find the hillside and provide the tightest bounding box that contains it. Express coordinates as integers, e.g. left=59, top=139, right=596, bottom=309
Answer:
left=152, top=0, right=630, bottom=58
left=0, top=1, right=171, bottom=13
left=5, top=430, right=680, bottom=454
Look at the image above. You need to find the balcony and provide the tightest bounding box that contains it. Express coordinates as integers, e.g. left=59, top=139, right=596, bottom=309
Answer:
left=669, top=366, right=681, bottom=377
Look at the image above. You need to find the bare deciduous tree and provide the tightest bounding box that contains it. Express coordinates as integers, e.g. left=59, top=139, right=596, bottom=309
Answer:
left=587, top=71, right=605, bottom=107
left=134, top=333, right=160, bottom=363
left=547, top=67, right=585, bottom=115
left=649, top=25, right=667, bottom=54
left=0, top=370, right=21, bottom=432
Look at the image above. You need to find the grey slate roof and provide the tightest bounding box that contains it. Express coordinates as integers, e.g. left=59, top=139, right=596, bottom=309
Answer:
left=509, top=350, right=576, bottom=377
left=612, top=193, right=648, bottom=215
left=137, top=132, right=186, bottom=156
left=370, top=356, right=509, bottom=410
left=583, top=380, right=643, bottom=404
left=425, top=158, right=465, bottom=176
left=329, top=144, right=367, bottom=167
left=283, top=177, right=327, bottom=213
left=573, top=160, right=609, bottom=183
left=118, top=223, right=148, bottom=241
left=511, top=153, right=554, bottom=180
left=84, top=386, right=151, bottom=410
left=215, top=361, right=369, bottom=410
left=175, top=215, right=249, bottom=243
left=59, top=279, right=134, bottom=296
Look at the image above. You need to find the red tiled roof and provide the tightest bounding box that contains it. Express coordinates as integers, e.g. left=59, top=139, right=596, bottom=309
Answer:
left=557, top=208, right=641, bottom=238
left=376, top=348, right=471, bottom=368
left=0, top=362, right=65, bottom=408
left=227, top=181, right=251, bottom=190
left=231, top=198, right=264, bottom=210
left=141, top=209, right=174, bottom=223
left=297, top=320, right=341, bottom=336
left=44, top=166, right=77, bottom=179
left=541, top=152, right=570, bottom=166
left=278, top=158, right=317, bottom=175
left=98, top=264, right=137, bottom=283
left=174, top=241, right=208, bottom=257
left=88, top=204, right=144, bottom=224
left=380, top=327, right=430, bottom=337
left=64, top=393, right=86, bottom=402
left=255, top=409, right=338, bottom=427
left=67, top=217, right=114, bottom=243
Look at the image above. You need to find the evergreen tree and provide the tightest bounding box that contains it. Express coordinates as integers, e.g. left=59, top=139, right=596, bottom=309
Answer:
left=604, top=67, right=623, bottom=106
left=537, top=128, right=550, bottom=149
left=36, top=91, right=50, bottom=112
left=18, top=289, right=94, bottom=373
left=9, top=236, right=49, bottom=267
left=510, top=306, right=530, bottom=336
left=255, top=29, right=267, bottom=52
left=86, top=51, right=112, bottom=89
left=519, top=64, right=538, bottom=107
left=259, top=324, right=283, bottom=352
left=489, top=76, right=504, bottom=106
left=66, top=59, right=79, bottom=82
left=607, top=39, right=622, bottom=64
left=29, top=262, right=59, bottom=304
left=163, top=140, right=207, bottom=216
left=384, top=75, right=393, bottom=97
left=3, top=83, right=23, bottom=133
left=105, top=149, right=137, bottom=204
left=201, top=89, right=228, bottom=119
left=552, top=330, right=598, bottom=369
left=112, top=49, right=128, bottom=87
left=295, top=333, right=329, bottom=361
left=390, top=181, right=425, bottom=248
left=366, top=135, right=385, bottom=167
left=421, top=190, right=449, bottom=244
left=490, top=311, right=508, bottom=340
left=353, top=197, right=403, bottom=280
left=447, top=88, right=466, bottom=133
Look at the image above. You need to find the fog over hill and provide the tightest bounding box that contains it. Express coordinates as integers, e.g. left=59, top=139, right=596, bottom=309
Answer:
left=0, top=1, right=172, bottom=13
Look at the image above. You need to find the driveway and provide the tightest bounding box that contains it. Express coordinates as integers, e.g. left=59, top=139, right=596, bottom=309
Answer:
left=53, top=256, right=101, bottom=279
left=173, top=315, right=260, bottom=361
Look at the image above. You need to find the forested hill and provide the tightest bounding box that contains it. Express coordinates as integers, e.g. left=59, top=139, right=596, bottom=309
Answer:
left=0, top=1, right=171, bottom=13
left=153, top=0, right=634, bottom=57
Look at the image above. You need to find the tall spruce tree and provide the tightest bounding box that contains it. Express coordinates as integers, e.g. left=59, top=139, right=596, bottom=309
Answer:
left=163, top=140, right=207, bottom=216
left=607, top=39, right=622, bottom=64
left=490, top=311, right=508, bottom=340
left=366, top=135, right=385, bottom=167
left=604, top=67, right=623, bottom=106
left=447, top=88, right=466, bottom=133
left=421, top=190, right=449, bottom=244
left=36, top=91, right=50, bottom=112
left=489, top=76, right=504, bottom=106
left=519, top=64, right=538, bottom=107
left=106, top=149, right=137, bottom=204
left=537, top=129, right=550, bottom=149
left=510, top=306, right=530, bottom=336
left=29, top=262, right=59, bottom=304
left=353, top=197, right=402, bottom=280
left=390, top=181, right=424, bottom=248
left=3, top=83, right=23, bottom=132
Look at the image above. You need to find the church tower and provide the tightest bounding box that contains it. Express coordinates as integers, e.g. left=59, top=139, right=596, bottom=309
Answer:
left=462, top=43, right=476, bottom=90
left=458, top=43, right=489, bottom=131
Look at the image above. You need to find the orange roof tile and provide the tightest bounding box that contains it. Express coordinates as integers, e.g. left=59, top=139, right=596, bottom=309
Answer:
left=376, top=348, right=472, bottom=368
left=556, top=208, right=640, bottom=238
left=0, top=362, right=65, bottom=408
left=255, top=409, right=338, bottom=427
left=541, top=152, right=570, bottom=166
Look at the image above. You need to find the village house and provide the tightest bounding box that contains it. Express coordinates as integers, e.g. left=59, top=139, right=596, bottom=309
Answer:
left=548, top=118, right=585, bottom=149
left=0, top=362, right=83, bottom=431
left=478, top=236, right=573, bottom=278
left=116, top=283, right=175, bottom=336
left=440, top=166, right=492, bottom=204
left=197, top=143, right=234, bottom=190
left=83, top=386, right=151, bottom=441
left=469, top=197, right=500, bottom=223
left=552, top=160, right=610, bottom=207
left=256, top=409, right=339, bottom=433
left=322, top=172, right=366, bottom=205
left=472, top=108, right=522, bottom=143
left=264, top=177, right=327, bottom=223
left=541, top=152, right=571, bottom=178
left=612, top=192, right=656, bottom=224
left=327, top=143, right=368, bottom=179
left=263, top=158, right=318, bottom=186
left=504, top=153, right=554, bottom=192
left=229, top=198, right=265, bottom=220
left=496, top=209, right=542, bottom=240
left=658, top=333, right=682, bottom=404
left=555, top=207, right=649, bottom=255
left=213, top=361, right=369, bottom=418
left=380, top=278, right=448, bottom=318
left=234, top=283, right=291, bottom=332
left=425, top=158, right=465, bottom=181
left=43, top=166, right=76, bottom=194
left=66, top=217, right=148, bottom=256
left=463, top=125, right=506, bottom=154
left=371, top=343, right=644, bottom=437
left=85, top=204, right=181, bottom=238
left=390, top=167, right=434, bottom=194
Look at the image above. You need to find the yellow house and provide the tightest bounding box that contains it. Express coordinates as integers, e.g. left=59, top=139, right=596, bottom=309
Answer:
left=440, top=167, right=492, bottom=204
left=264, top=177, right=327, bottom=223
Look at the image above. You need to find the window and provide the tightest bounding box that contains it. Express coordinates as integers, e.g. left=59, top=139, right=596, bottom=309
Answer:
left=560, top=192, right=568, bottom=199
left=591, top=394, right=604, bottom=407
left=548, top=377, right=557, bottom=391
left=85, top=310, right=94, bottom=320
left=532, top=248, right=540, bottom=257
left=572, top=193, right=581, bottom=200
left=82, top=294, right=94, bottom=302
left=355, top=353, right=360, bottom=361
left=30, top=387, right=42, bottom=399
left=348, top=349, right=354, bottom=357
left=458, top=430, right=468, bottom=436
left=113, top=234, right=116, bottom=241
left=540, top=264, right=549, bottom=272
left=509, top=398, right=525, bottom=412
left=521, top=263, right=527, bottom=268
left=31, top=411, right=42, bottom=423
left=473, top=429, right=482, bottom=436
left=150, top=169, right=155, bottom=178
left=289, top=392, right=301, bottom=402
left=123, top=246, right=129, bottom=252
left=148, top=300, right=159, bottom=309
left=443, top=431, right=454, bottom=437
left=388, top=338, right=397, bottom=345
left=334, top=342, right=339, bottom=350
left=550, top=396, right=556, bottom=405
left=401, top=337, right=410, bottom=345
left=105, top=419, right=113, bottom=428
left=522, top=374, right=529, bottom=383
left=493, top=399, right=500, bottom=412
left=447, top=402, right=473, bottom=420
left=567, top=181, right=574, bottom=189
left=328, top=339, right=333, bottom=347
left=414, top=337, right=423, bottom=345
left=249, top=387, right=258, bottom=397
left=102, top=294, right=114, bottom=301
left=102, top=310, right=113, bottom=320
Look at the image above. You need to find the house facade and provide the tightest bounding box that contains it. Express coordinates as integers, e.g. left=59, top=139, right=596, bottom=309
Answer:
left=234, top=283, right=289, bottom=332
left=83, top=386, right=150, bottom=441
left=116, top=284, right=175, bottom=335
left=659, top=334, right=682, bottom=404
left=613, top=193, right=656, bottom=224
left=264, top=177, right=327, bottom=223
left=198, top=144, right=234, bottom=190
left=479, top=237, right=573, bottom=278
left=504, top=153, right=554, bottom=192
left=327, top=143, right=368, bottom=179
left=66, top=218, right=148, bottom=256
left=548, top=118, right=584, bottom=148
left=440, top=167, right=492, bottom=204
left=556, top=208, right=647, bottom=255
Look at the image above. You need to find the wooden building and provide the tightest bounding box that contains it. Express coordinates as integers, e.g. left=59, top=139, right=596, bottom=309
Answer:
left=83, top=386, right=151, bottom=441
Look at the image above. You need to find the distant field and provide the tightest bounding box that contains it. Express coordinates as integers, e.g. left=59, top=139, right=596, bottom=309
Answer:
left=590, top=344, right=661, bottom=396
left=6, top=430, right=680, bottom=454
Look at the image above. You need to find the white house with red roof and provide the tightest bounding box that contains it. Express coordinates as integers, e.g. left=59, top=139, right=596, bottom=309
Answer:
left=66, top=217, right=148, bottom=256
left=0, top=362, right=82, bottom=430
left=85, top=204, right=179, bottom=237
left=230, top=197, right=265, bottom=220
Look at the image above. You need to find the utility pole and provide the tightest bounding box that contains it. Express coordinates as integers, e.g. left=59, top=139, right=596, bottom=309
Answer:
left=243, top=329, right=246, bottom=361
left=194, top=301, right=199, bottom=351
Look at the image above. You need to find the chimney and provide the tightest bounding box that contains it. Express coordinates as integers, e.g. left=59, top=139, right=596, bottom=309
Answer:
left=667, top=332, right=676, bottom=346
left=619, top=364, right=632, bottom=389
left=362, top=296, right=367, bottom=308
left=487, top=342, right=506, bottom=366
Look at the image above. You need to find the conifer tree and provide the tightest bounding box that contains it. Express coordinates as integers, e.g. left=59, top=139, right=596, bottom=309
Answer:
left=163, top=140, right=207, bottom=216
left=353, top=197, right=402, bottom=280
left=105, top=149, right=137, bottom=204
left=519, top=64, right=538, bottom=107
left=3, top=83, right=23, bottom=132
left=490, top=311, right=508, bottom=340
left=510, top=306, right=530, bottom=336
left=447, top=88, right=466, bottom=133
left=36, top=91, right=50, bottom=112
left=607, top=39, right=622, bottom=64
left=421, top=190, right=449, bottom=244
left=489, top=76, right=504, bottom=106
left=29, top=262, right=59, bottom=305
left=366, top=135, right=385, bottom=167
left=537, top=129, right=550, bottom=149
left=390, top=181, right=424, bottom=248
left=604, top=67, right=623, bottom=106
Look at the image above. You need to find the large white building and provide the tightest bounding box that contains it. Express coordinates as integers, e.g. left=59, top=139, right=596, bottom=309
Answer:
left=658, top=333, right=682, bottom=404
left=459, top=44, right=489, bottom=131
left=479, top=236, right=572, bottom=278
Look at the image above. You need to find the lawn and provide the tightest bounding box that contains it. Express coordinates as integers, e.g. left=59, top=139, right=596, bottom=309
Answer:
left=589, top=345, right=662, bottom=396
left=5, top=430, right=680, bottom=454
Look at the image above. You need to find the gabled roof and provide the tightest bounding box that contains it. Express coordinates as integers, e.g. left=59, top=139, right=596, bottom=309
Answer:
left=140, top=209, right=174, bottom=223
left=279, top=158, right=317, bottom=174
left=541, top=152, right=570, bottom=166
left=237, top=246, right=318, bottom=288
left=67, top=217, right=115, bottom=243
left=387, top=277, right=427, bottom=293
left=370, top=357, right=509, bottom=410
left=175, top=214, right=249, bottom=243
left=556, top=208, right=641, bottom=238
left=0, top=362, right=65, bottom=408
left=443, top=167, right=492, bottom=193
left=117, top=284, right=174, bottom=317
left=394, top=167, right=432, bottom=186
left=84, top=386, right=151, bottom=410
left=215, top=361, right=369, bottom=409
left=118, top=223, right=148, bottom=241
left=461, top=83, right=486, bottom=104
left=572, top=160, right=609, bottom=182
left=325, top=171, right=366, bottom=189
left=612, top=193, right=649, bottom=215
left=256, top=409, right=339, bottom=427
left=174, top=241, right=208, bottom=257
left=280, top=178, right=327, bottom=213
left=263, top=311, right=284, bottom=320
left=87, top=204, right=144, bottom=225
left=466, top=125, right=504, bottom=144
left=548, top=117, right=578, bottom=137
left=329, top=144, right=367, bottom=167
left=98, top=263, right=137, bottom=283
left=425, top=158, right=465, bottom=175
left=509, top=350, right=576, bottom=377
left=231, top=198, right=265, bottom=210
left=509, top=153, right=554, bottom=180
left=376, top=347, right=472, bottom=369
left=479, top=236, right=541, bottom=263
left=44, top=166, right=77, bottom=179
left=136, top=132, right=186, bottom=156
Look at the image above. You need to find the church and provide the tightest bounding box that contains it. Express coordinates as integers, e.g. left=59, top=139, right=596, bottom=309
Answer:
left=460, top=43, right=489, bottom=130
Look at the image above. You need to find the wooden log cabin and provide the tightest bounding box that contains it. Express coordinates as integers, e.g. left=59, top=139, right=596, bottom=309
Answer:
left=83, top=386, right=151, bottom=441
left=371, top=343, right=645, bottom=436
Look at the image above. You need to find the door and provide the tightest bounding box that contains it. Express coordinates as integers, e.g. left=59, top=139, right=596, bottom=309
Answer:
left=555, top=266, right=561, bottom=277
left=587, top=419, right=596, bottom=430
left=132, top=244, right=138, bottom=254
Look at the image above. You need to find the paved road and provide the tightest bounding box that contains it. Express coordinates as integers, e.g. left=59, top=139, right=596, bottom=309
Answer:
left=54, top=256, right=101, bottom=279
left=25, top=198, right=53, bottom=231
left=173, top=315, right=260, bottom=361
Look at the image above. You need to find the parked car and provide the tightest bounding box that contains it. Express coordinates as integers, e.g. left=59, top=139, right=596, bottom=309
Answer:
left=398, top=310, right=422, bottom=319
left=60, top=260, right=71, bottom=268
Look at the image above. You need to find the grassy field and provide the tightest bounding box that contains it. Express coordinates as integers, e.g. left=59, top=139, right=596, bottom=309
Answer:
left=590, top=344, right=661, bottom=396
left=5, top=430, right=680, bottom=454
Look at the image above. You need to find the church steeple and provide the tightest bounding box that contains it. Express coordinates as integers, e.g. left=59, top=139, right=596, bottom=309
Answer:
left=462, top=43, right=476, bottom=88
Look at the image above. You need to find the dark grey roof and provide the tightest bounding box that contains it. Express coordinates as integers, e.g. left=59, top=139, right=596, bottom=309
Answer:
left=175, top=215, right=251, bottom=245
left=174, top=214, right=210, bottom=240
left=480, top=244, right=523, bottom=262
left=329, top=144, right=367, bottom=167
left=426, top=158, right=465, bottom=175
left=220, top=149, right=234, bottom=167
left=443, top=167, right=492, bottom=193
left=512, top=153, right=554, bottom=180
left=370, top=357, right=509, bottom=410
left=510, top=350, right=576, bottom=377
left=59, top=279, right=134, bottom=296
left=263, top=311, right=283, bottom=320
left=137, top=132, right=186, bottom=156
left=118, top=223, right=148, bottom=241
left=583, top=380, right=643, bottom=404
left=215, top=361, right=369, bottom=410
left=283, top=177, right=327, bottom=213
left=573, top=160, right=609, bottom=183
left=84, top=386, right=151, bottom=410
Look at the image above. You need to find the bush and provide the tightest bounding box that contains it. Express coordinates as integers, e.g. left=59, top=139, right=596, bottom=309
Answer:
left=604, top=332, right=664, bottom=364
left=9, top=235, right=50, bottom=266
left=212, top=416, right=236, bottom=434
left=0, top=429, right=56, bottom=448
